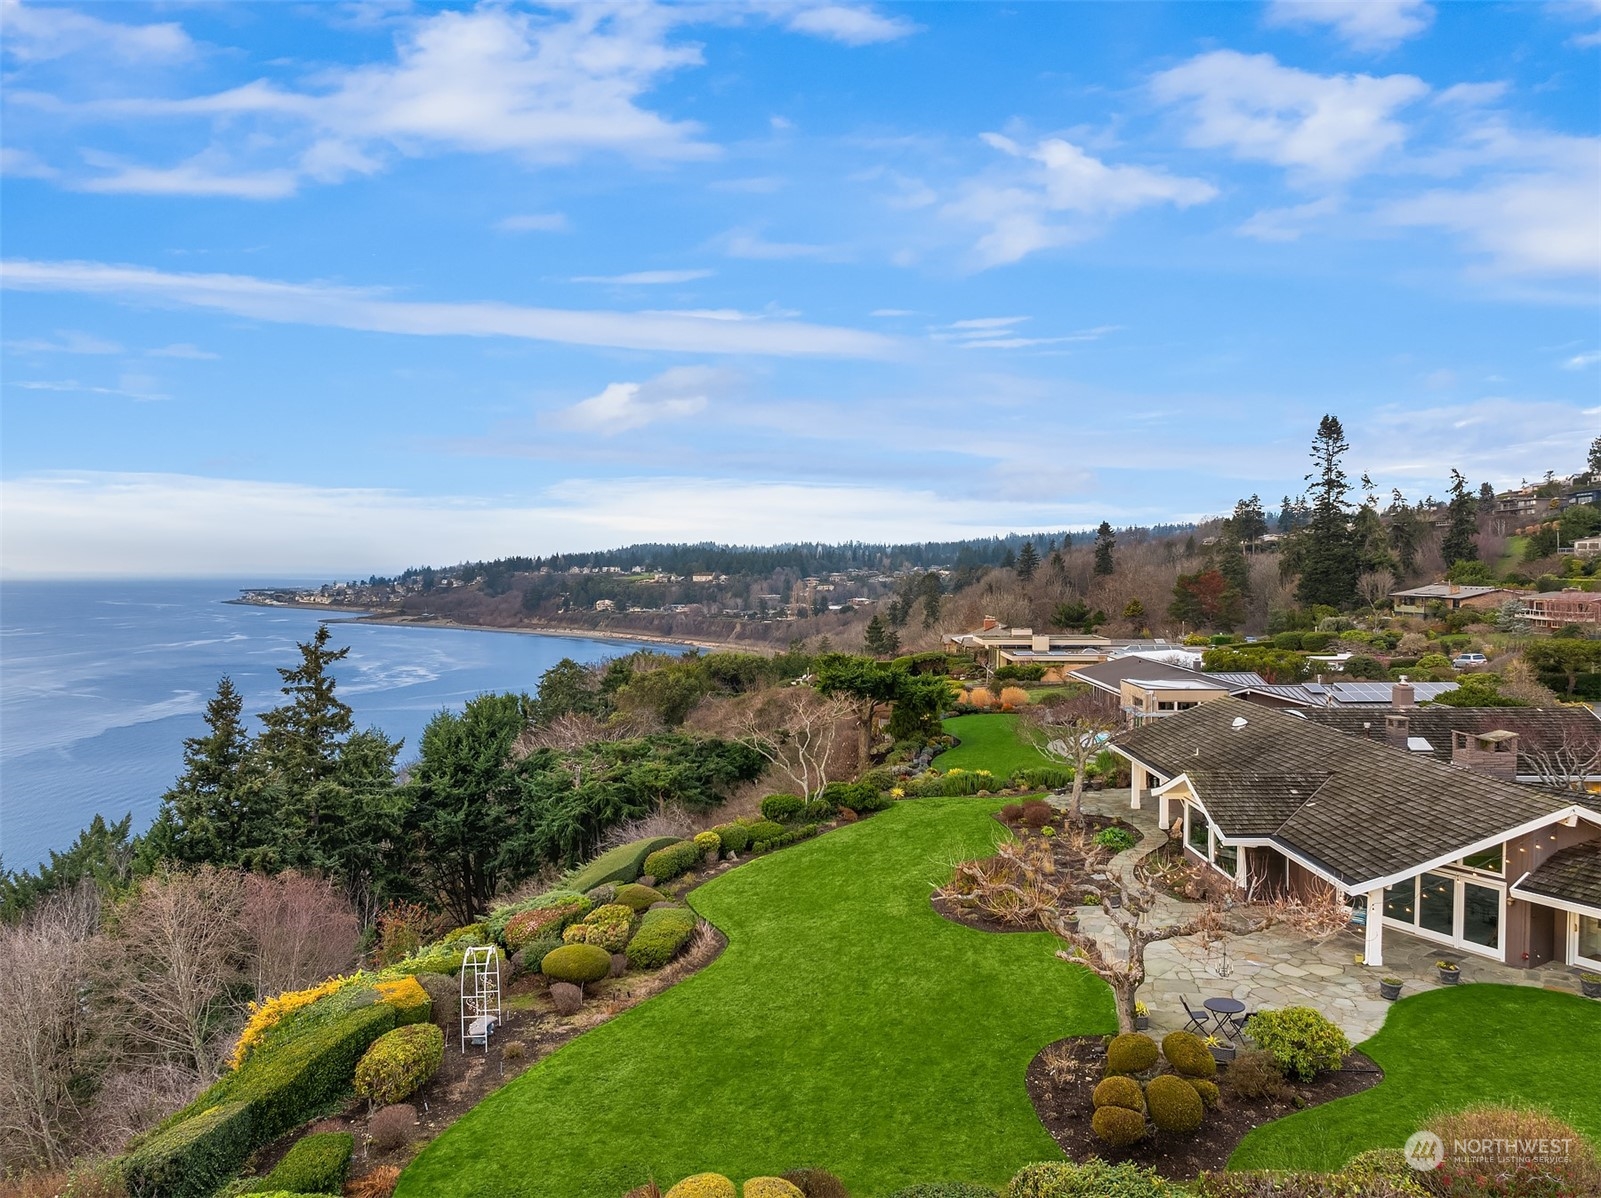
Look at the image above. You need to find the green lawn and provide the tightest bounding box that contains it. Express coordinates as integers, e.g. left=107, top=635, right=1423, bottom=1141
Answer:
left=395, top=799, right=1114, bottom=1198
left=1230, top=985, right=1601, bottom=1172
left=933, top=713, right=1058, bottom=777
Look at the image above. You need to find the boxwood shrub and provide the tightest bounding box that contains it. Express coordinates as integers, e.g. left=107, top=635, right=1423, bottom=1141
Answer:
left=613, top=882, right=666, bottom=912
left=123, top=1099, right=254, bottom=1198
left=643, top=840, right=703, bottom=882
left=1244, top=1006, right=1350, bottom=1081
left=540, top=943, right=612, bottom=985
left=710, top=823, right=750, bottom=855
left=1009, top=766, right=1074, bottom=792
left=354, top=1023, right=444, bottom=1106
left=244, top=1130, right=354, bottom=1194
left=760, top=793, right=805, bottom=822
left=562, top=903, right=636, bottom=952
left=624, top=906, right=697, bottom=969
left=1009, top=1160, right=1172, bottom=1196
left=565, top=836, right=684, bottom=892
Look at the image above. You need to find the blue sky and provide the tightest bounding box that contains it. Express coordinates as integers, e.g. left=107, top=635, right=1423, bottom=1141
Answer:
left=2, top=0, right=1598, bottom=578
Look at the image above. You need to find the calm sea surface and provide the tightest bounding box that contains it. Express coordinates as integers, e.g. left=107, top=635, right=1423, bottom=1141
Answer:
left=0, top=580, right=666, bottom=871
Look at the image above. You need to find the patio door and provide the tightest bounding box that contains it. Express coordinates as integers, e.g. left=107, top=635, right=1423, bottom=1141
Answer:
left=1381, top=870, right=1505, bottom=959
left=1573, top=912, right=1601, bottom=971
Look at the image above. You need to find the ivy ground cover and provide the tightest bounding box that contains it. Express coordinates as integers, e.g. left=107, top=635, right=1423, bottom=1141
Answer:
left=933, top=713, right=1059, bottom=777
left=1230, top=984, right=1601, bottom=1171
left=395, top=798, right=1115, bottom=1198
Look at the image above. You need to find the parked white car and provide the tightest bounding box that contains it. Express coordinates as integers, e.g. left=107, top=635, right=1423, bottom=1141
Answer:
left=1452, top=652, right=1488, bottom=668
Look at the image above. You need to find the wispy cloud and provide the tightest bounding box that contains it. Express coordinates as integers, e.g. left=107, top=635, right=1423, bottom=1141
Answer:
left=548, top=366, right=732, bottom=434
left=0, top=259, right=901, bottom=358
left=12, top=373, right=168, bottom=401
left=5, top=329, right=123, bottom=355
left=570, top=269, right=714, bottom=285
left=147, top=342, right=219, bottom=360
left=1, top=0, right=196, bottom=63
left=496, top=212, right=570, bottom=233
left=1564, top=350, right=1601, bottom=370
left=782, top=4, right=919, bottom=45
left=1263, top=0, right=1435, bottom=52
left=719, top=228, right=844, bottom=260
left=931, top=317, right=1123, bottom=350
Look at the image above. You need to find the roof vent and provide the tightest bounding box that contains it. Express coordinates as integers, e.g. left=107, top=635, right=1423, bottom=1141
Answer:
left=1232, top=717, right=1248, bottom=730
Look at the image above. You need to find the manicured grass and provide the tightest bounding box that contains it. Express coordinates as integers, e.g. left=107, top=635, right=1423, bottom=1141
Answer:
left=395, top=799, right=1114, bottom=1198
left=1230, top=985, right=1601, bottom=1172
left=933, top=713, right=1058, bottom=777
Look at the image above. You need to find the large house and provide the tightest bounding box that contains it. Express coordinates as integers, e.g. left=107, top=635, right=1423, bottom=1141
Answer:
left=1520, top=590, right=1601, bottom=628
left=1110, top=698, right=1601, bottom=974
left=944, top=618, right=1121, bottom=671
left=1389, top=583, right=1525, bottom=616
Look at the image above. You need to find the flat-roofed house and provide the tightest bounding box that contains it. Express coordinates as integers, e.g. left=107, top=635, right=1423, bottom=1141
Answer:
left=944, top=618, right=1116, bottom=671
left=1110, top=698, right=1601, bottom=973
left=1390, top=583, right=1525, bottom=616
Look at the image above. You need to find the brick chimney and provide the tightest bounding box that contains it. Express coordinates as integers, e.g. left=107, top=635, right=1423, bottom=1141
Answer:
left=1451, top=730, right=1519, bottom=782
left=981, top=615, right=999, bottom=631
left=1392, top=678, right=1416, bottom=709
left=1384, top=713, right=1410, bottom=750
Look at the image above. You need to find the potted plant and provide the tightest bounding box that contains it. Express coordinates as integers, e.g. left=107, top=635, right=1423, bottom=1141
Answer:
left=1205, top=1033, right=1236, bottom=1063
left=1134, top=1001, right=1150, bottom=1031
left=1581, top=972, right=1601, bottom=999
left=1062, top=911, right=1081, bottom=932
left=1379, top=976, right=1403, bottom=1001
left=1436, top=960, right=1461, bottom=985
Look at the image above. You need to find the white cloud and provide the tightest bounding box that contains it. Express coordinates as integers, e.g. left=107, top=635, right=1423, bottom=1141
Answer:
left=75, top=153, right=301, bottom=199
left=12, top=372, right=168, bottom=401
left=1264, top=0, right=1434, bottom=51
left=947, top=134, right=1216, bottom=266
left=1564, top=351, right=1601, bottom=370
left=496, top=212, right=571, bottom=233
left=783, top=4, right=918, bottom=45
left=570, top=269, right=714, bottom=284
left=870, top=308, right=913, bottom=317
left=1237, top=196, right=1341, bottom=241
left=4, top=329, right=122, bottom=354
left=549, top=366, right=731, bottom=434
left=0, top=0, right=195, bottom=63
left=0, top=147, right=59, bottom=180
left=147, top=342, right=219, bottom=360
left=0, top=470, right=1081, bottom=578
left=719, top=229, right=842, bottom=260
left=0, top=259, right=900, bottom=358
left=931, top=317, right=1122, bottom=350
left=1151, top=50, right=1427, bottom=180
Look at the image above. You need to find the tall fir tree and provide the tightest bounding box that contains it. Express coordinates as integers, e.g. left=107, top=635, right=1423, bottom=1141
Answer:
left=1212, top=523, right=1251, bottom=596
left=258, top=625, right=355, bottom=816
left=1294, top=415, right=1358, bottom=609
left=863, top=613, right=899, bottom=657
left=1016, top=540, right=1039, bottom=581
left=1442, top=468, right=1480, bottom=566
left=1093, top=522, right=1116, bottom=575
left=1231, top=495, right=1269, bottom=544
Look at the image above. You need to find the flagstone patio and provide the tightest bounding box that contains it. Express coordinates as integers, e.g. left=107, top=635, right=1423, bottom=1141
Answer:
left=1060, top=790, right=1588, bottom=1043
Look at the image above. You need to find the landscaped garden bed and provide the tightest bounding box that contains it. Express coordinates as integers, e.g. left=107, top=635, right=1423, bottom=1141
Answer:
left=1024, top=1034, right=1382, bottom=1181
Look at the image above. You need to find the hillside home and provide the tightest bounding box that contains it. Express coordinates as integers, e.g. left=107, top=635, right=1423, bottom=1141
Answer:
left=944, top=618, right=1115, bottom=671
left=1111, top=699, right=1601, bottom=973
left=1574, top=537, right=1601, bottom=559
left=1389, top=583, right=1525, bottom=615
left=1520, top=591, right=1601, bottom=628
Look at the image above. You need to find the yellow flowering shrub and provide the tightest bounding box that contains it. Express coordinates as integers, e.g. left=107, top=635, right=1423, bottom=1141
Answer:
left=229, top=973, right=360, bottom=1070
left=374, top=975, right=432, bottom=1025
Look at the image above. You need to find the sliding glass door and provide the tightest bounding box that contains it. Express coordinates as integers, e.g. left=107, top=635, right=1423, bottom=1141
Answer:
left=1381, top=870, right=1504, bottom=958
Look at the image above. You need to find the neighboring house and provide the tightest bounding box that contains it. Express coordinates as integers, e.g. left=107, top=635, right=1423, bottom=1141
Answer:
left=1110, top=698, right=1601, bottom=973
left=1070, top=658, right=1270, bottom=726
left=1237, top=680, right=1462, bottom=708
left=1520, top=591, right=1601, bottom=628
left=1573, top=537, right=1601, bottom=560
left=1297, top=699, right=1601, bottom=791
left=1072, top=659, right=1459, bottom=720
left=1119, top=677, right=1234, bottom=725
left=1563, top=488, right=1601, bottom=509
left=944, top=618, right=1117, bottom=671
left=1389, top=583, right=1525, bottom=615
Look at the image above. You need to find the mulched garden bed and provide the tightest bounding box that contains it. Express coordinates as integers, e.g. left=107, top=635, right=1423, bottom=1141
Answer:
left=1025, top=1035, right=1383, bottom=1180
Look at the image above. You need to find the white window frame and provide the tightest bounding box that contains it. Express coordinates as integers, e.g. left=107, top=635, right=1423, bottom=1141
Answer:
left=1381, top=868, right=1506, bottom=960
left=1183, top=801, right=1242, bottom=884
left=1570, top=911, right=1601, bottom=972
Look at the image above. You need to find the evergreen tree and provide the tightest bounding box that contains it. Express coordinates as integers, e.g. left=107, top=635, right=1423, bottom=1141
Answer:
left=1212, top=523, right=1250, bottom=596
left=999, top=545, right=1016, bottom=570
left=1478, top=481, right=1496, bottom=514
left=1016, top=540, right=1039, bottom=581
left=1352, top=505, right=1397, bottom=576
left=917, top=572, right=944, bottom=629
left=1277, top=495, right=1297, bottom=533
left=148, top=676, right=270, bottom=867
left=1231, top=495, right=1269, bottom=545
left=1093, top=522, right=1116, bottom=575
left=1386, top=489, right=1424, bottom=574
left=257, top=626, right=354, bottom=797
left=863, top=614, right=900, bottom=657
left=1123, top=598, right=1146, bottom=622
left=1442, top=468, right=1479, bottom=566
left=1589, top=435, right=1601, bottom=479
left=1294, top=415, right=1358, bottom=609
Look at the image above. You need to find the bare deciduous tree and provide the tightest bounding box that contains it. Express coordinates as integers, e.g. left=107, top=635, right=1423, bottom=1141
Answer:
left=0, top=884, right=103, bottom=1171
left=241, top=870, right=360, bottom=1001
left=1505, top=717, right=1601, bottom=791
left=732, top=687, right=853, bottom=798
left=1356, top=568, right=1395, bottom=614
left=110, top=865, right=247, bottom=1078
left=1019, top=695, right=1121, bottom=823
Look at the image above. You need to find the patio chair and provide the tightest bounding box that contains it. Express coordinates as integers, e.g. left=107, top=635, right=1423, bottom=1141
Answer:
left=1179, top=995, right=1210, bottom=1035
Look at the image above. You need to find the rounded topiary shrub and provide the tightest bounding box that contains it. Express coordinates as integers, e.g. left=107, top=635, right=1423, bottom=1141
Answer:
left=885, top=1186, right=998, bottom=1198
left=613, top=883, right=666, bottom=913
left=781, top=1168, right=850, bottom=1198
left=414, top=972, right=458, bottom=1029
left=712, top=823, right=750, bottom=855
left=1187, top=1078, right=1221, bottom=1108
left=694, top=830, right=722, bottom=855
left=502, top=899, right=589, bottom=951
left=625, top=905, right=697, bottom=970
left=1009, top=1161, right=1169, bottom=1197
left=760, top=793, right=805, bottom=822
left=1091, top=1103, right=1150, bottom=1149
left=1106, top=1032, right=1159, bottom=1074
left=745, top=1178, right=805, bottom=1198
left=1092, top=1074, right=1146, bottom=1114
left=1145, top=1073, right=1205, bottom=1133
left=563, top=903, right=636, bottom=952
left=540, top=943, right=611, bottom=986
left=665, top=1174, right=737, bottom=1198
left=584, top=882, right=618, bottom=907
left=1244, top=1007, right=1350, bottom=1081
left=353, top=1023, right=444, bottom=1106
left=1161, top=1030, right=1217, bottom=1078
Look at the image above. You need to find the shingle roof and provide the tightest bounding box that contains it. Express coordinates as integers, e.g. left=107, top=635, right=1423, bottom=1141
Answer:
left=1514, top=841, right=1601, bottom=913
left=1116, top=698, right=1582, bottom=889
left=1298, top=706, right=1601, bottom=778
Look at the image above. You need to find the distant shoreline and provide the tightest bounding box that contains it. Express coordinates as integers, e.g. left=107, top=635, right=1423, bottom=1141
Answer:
left=226, top=597, right=736, bottom=653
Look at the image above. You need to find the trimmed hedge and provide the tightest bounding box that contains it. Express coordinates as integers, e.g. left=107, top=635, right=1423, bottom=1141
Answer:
left=1008, top=1160, right=1172, bottom=1196
left=374, top=976, right=432, bottom=1026
left=711, top=823, right=751, bottom=855
left=124, top=1099, right=253, bottom=1198
left=566, top=836, right=684, bottom=892
left=244, top=1130, right=353, bottom=1195
left=885, top=1186, right=998, bottom=1198
left=354, top=1023, right=444, bottom=1106
left=1244, top=1006, right=1350, bottom=1081
left=502, top=897, right=591, bottom=951
left=563, top=903, right=636, bottom=952
left=665, top=1174, right=736, bottom=1198
left=625, top=906, right=697, bottom=969
left=760, top=793, right=805, bottom=822
left=488, top=888, right=589, bottom=942
left=614, top=883, right=667, bottom=913
left=540, top=943, right=612, bottom=985
left=644, top=840, right=703, bottom=883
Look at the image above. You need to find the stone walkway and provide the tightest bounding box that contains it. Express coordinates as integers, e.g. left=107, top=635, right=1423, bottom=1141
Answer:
left=1051, top=789, right=1588, bottom=1044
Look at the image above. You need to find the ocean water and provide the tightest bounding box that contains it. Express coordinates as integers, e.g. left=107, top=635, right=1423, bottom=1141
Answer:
left=0, top=580, right=666, bottom=872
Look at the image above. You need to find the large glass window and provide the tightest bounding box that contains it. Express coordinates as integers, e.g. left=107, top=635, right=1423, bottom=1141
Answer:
left=1461, top=883, right=1500, bottom=949
left=1419, top=873, right=1455, bottom=936
left=1579, top=915, right=1601, bottom=965
left=1384, top=880, right=1415, bottom=922
left=1214, top=841, right=1238, bottom=878
left=1187, top=808, right=1210, bottom=856
left=1461, top=845, right=1504, bottom=874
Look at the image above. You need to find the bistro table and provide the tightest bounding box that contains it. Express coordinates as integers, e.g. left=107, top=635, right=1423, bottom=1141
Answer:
left=1203, top=996, right=1247, bottom=1040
